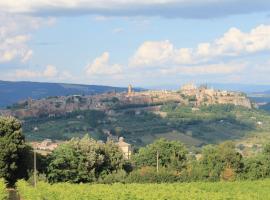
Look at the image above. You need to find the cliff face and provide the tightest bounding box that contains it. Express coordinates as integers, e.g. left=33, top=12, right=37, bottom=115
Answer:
left=0, top=86, right=254, bottom=119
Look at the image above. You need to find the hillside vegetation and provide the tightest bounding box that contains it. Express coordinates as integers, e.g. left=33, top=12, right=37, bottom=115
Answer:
left=22, top=104, right=270, bottom=147
left=17, top=179, right=270, bottom=200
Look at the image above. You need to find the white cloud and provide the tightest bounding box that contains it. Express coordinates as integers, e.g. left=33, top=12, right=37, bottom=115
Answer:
left=130, top=24, right=270, bottom=68
left=130, top=40, right=174, bottom=67
left=59, top=71, right=74, bottom=80
left=159, top=62, right=246, bottom=75
left=14, top=69, right=40, bottom=79
left=86, top=52, right=122, bottom=76
left=206, top=25, right=270, bottom=56
left=14, top=65, right=58, bottom=79
left=0, top=34, right=33, bottom=63
left=43, top=65, right=58, bottom=77
left=112, top=28, right=124, bottom=34
left=0, top=13, right=55, bottom=63
left=0, top=0, right=270, bottom=19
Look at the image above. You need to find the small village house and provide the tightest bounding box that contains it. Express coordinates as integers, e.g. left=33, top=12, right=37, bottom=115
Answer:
left=117, top=137, right=132, bottom=159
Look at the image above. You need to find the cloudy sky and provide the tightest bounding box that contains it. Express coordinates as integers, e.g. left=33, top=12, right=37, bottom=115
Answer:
left=1, top=0, right=270, bottom=87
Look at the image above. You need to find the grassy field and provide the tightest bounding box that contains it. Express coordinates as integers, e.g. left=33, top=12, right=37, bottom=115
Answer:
left=17, top=179, right=270, bottom=200
left=0, top=179, right=7, bottom=200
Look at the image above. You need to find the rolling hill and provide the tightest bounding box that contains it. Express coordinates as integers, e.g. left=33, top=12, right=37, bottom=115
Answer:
left=260, top=102, right=270, bottom=112
left=1, top=81, right=270, bottom=149
left=21, top=103, right=270, bottom=148
left=0, top=80, right=128, bottom=108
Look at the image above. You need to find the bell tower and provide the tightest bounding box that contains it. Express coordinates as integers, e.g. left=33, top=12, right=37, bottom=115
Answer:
left=128, top=84, right=133, bottom=95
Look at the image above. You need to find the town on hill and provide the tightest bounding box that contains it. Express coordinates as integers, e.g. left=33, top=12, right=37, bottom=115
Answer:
left=0, top=83, right=254, bottom=119
left=0, top=83, right=266, bottom=152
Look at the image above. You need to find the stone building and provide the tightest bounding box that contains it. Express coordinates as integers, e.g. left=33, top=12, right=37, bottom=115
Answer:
left=31, top=139, right=59, bottom=151
left=117, top=137, right=132, bottom=159
left=181, top=83, right=197, bottom=91
left=128, top=84, right=133, bottom=95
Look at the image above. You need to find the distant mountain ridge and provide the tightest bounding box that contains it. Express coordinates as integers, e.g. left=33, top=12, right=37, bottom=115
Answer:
left=148, top=83, right=270, bottom=93
left=262, top=90, right=270, bottom=95
left=0, top=80, right=129, bottom=108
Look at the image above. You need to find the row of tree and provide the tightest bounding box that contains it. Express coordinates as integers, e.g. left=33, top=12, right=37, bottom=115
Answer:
left=1, top=116, right=270, bottom=186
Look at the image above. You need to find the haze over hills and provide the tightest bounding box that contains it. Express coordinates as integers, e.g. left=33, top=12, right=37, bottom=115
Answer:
left=1, top=80, right=270, bottom=109
left=149, top=83, right=270, bottom=94
left=150, top=83, right=270, bottom=104
left=0, top=80, right=130, bottom=108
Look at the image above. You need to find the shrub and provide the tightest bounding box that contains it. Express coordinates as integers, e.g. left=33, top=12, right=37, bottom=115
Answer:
left=126, top=167, right=179, bottom=183
left=99, top=170, right=127, bottom=184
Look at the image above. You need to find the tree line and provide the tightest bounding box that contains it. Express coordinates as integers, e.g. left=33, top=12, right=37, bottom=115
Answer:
left=1, top=116, right=270, bottom=186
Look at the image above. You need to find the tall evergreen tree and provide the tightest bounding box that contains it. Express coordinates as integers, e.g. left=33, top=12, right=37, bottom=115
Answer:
left=0, top=117, right=28, bottom=186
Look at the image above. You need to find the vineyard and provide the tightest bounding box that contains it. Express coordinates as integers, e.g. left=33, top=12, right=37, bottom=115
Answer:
left=0, top=179, right=7, bottom=200
left=17, top=179, right=270, bottom=200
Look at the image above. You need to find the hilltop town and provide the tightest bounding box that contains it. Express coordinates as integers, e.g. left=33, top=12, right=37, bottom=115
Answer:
left=0, top=83, right=254, bottom=118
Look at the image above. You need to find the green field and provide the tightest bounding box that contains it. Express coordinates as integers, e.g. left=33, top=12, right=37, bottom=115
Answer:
left=0, top=179, right=7, bottom=200
left=17, top=179, right=270, bottom=200
left=22, top=104, right=270, bottom=147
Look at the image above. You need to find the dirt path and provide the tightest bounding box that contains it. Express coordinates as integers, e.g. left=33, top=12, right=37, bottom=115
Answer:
left=7, top=189, right=19, bottom=200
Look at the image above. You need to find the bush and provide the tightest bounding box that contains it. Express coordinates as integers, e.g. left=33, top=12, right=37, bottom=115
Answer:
left=126, top=167, right=179, bottom=183
left=16, top=180, right=41, bottom=200
left=99, top=170, right=127, bottom=184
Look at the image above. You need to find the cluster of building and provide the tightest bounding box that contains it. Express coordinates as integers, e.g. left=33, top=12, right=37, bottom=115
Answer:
left=0, top=82, right=254, bottom=119
left=30, top=137, right=132, bottom=159
left=180, top=83, right=253, bottom=108
left=30, top=139, right=60, bottom=155
left=124, top=83, right=253, bottom=108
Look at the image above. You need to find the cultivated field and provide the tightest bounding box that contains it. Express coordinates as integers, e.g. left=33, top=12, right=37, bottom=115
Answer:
left=0, top=179, right=7, bottom=200
left=17, top=179, right=270, bottom=200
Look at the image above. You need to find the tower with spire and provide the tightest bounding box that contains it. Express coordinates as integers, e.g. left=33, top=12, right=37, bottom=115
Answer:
left=128, top=84, right=133, bottom=95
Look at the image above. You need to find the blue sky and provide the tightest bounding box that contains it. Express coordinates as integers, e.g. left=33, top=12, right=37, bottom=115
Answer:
left=0, top=1, right=270, bottom=88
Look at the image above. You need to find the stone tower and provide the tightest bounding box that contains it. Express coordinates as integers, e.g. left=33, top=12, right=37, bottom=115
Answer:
left=128, top=84, right=133, bottom=95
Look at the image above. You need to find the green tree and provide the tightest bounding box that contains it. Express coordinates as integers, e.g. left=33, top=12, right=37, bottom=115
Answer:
left=241, top=155, right=265, bottom=180
left=197, top=142, right=243, bottom=181
left=47, top=135, right=127, bottom=183
left=0, top=117, right=29, bottom=186
left=240, top=143, right=270, bottom=180
left=102, top=141, right=125, bottom=172
left=133, top=138, right=187, bottom=170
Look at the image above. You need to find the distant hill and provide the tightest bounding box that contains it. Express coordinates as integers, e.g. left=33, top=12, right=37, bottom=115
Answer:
left=263, top=90, right=270, bottom=95
left=0, top=80, right=129, bottom=108
left=208, top=83, right=270, bottom=93
left=149, top=83, right=270, bottom=93
left=260, top=102, right=270, bottom=112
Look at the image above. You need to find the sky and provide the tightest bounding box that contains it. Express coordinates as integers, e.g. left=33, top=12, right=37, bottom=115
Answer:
left=0, top=0, right=270, bottom=88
